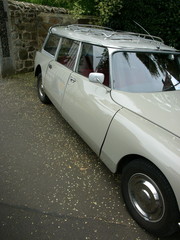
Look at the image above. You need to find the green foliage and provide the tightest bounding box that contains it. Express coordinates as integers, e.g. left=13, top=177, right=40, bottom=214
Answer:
left=95, top=0, right=123, bottom=24
left=69, top=0, right=96, bottom=18
left=107, top=0, right=180, bottom=49
left=15, top=0, right=179, bottom=49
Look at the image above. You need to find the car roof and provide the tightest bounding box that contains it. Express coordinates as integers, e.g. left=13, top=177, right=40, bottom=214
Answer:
left=49, top=24, right=178, bottom=52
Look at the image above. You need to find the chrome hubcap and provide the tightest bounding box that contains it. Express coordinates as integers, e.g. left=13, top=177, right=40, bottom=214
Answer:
left=128, top=173, right=165, bottom=222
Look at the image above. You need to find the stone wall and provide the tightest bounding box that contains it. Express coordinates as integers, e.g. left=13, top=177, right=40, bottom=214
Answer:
left=0, top=0, right=83, bottom=76
left=7, top=0, right=79, bottom=74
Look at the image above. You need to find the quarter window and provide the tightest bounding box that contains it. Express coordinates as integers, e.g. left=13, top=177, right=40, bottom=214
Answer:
left=44, top=34, right=60, bottom=56
left=77, top=43, right=110, bottom=86
left=57, top=38, right=79, bottom=70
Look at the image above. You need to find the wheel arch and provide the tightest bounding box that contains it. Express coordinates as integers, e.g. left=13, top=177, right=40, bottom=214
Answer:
left=35, top=64, right=42, bottom=77
left=117, top=154, right=173, bottom=184
left=116, top=154, right=143, bottom=174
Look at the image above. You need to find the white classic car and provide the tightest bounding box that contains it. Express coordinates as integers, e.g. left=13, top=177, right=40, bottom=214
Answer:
left=34, top=24, right=180, bottom=237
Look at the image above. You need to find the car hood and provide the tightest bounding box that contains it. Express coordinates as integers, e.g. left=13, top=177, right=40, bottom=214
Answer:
left=111, top=90, right=180, bottom=137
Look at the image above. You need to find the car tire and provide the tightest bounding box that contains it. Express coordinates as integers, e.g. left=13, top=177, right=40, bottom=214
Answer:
left=37, top=73, right=51, bottom=104
left=121, top=159, right=180, bottom=237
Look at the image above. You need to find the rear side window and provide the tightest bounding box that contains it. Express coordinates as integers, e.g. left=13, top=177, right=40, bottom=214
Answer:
left=77, top=43, right=110, bottom=86
left=44, top=34, right=60, bottom=56
left=57, top=38, right=79, bottom=70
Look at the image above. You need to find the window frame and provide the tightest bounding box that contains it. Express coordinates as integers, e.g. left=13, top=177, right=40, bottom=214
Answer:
left=75, top=42, right=111, bottom=87
left=56, top=37, right=81, bottom=71
left=42, top=32, right=112, bottom=87
left=42, top=33, right=61, bottom=57
left=111, top=50, right=180, bottom=93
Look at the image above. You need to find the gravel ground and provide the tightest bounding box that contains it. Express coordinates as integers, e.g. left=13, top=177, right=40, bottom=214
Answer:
left=0, top=73, right=180, bottom=240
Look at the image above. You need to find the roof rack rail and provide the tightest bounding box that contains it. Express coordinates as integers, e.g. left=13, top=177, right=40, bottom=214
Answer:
left=66, top=24, right=163, bottom=43
left=49, top=24, right=164, bottom=45
left=66, top=24, right=115, bottom=38
left=49, top=24, right=63, bottom=32
left=66, top=24, right=113, bottom=31
left=113, top=31, right=164, bottom=43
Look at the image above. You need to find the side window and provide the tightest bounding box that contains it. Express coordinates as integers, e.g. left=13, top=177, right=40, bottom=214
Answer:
left=44, top=34, right=60, bottom=56
left=57, top=38, right=79, bottom=70
left=77, top=43, right=110, bottom=86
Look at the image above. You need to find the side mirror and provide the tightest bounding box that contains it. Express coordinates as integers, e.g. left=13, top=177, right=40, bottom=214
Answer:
left=89, top=72, right=104, bottom=84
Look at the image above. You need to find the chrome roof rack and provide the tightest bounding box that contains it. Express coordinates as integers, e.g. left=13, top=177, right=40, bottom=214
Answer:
left=66, top=24, right=113, bottom=31
left=50, top=24, right=164, bottom=45
left=66, top=24, right=164, bottom=43
left=66, top=24, right=115, bottom=38
left=113, top=31, right=164, bottom=43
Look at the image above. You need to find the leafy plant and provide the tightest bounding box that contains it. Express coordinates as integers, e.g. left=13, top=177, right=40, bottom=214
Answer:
left=95, top=0, right=123, bottom=25
left=15, top=0, right=180, bottom=49
left=112, top=0, right=180, bottom=49
left=69, top=0, right=96, bottom=18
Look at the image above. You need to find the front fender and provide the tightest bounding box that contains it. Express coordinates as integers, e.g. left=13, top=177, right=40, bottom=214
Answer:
left=100, top=108, right=180, bottom=210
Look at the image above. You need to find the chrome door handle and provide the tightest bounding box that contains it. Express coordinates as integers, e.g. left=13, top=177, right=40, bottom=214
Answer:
left=70, top=78, right=76, bottom=83
left=48, top=64, right=52, bottom=69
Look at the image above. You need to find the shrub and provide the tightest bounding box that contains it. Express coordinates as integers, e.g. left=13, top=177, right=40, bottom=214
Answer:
left=106, top=0, right=180, bottom=49
left=15, top=0, right=180, bottom=49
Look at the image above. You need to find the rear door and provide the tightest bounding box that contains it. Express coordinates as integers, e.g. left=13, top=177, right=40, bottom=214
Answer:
left=37, top=33, right=60, bottom=81
left=44, top=37, right=80, bottom=111
left=62, top=43, right=120, bottom=154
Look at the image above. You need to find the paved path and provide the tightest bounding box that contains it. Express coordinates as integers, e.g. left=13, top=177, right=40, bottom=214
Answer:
left=0, top=73, right=180, bottom=240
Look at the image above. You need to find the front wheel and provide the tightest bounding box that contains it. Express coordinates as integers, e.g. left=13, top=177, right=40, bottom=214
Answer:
left=37, top=73, right=51, bottom=104
left=121, top=159, right=180, bottom=237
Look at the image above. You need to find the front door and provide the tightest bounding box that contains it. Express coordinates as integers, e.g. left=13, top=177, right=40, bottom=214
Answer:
left=62, top=43, right=120, bottom=155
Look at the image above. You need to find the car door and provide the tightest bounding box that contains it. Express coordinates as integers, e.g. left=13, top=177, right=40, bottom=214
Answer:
left=62, top=43, right=121, bottom=155
left=37, top=33, right=60, bottom=82
left=44, top=37, right=80, bottom=112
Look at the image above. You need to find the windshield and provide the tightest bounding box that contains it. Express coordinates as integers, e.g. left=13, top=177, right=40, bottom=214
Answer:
left=112, top=52, right=180, bottom=93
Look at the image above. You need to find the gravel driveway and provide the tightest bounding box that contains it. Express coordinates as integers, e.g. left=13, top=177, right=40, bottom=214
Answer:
left=0, top=73, right=180, bottom=240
